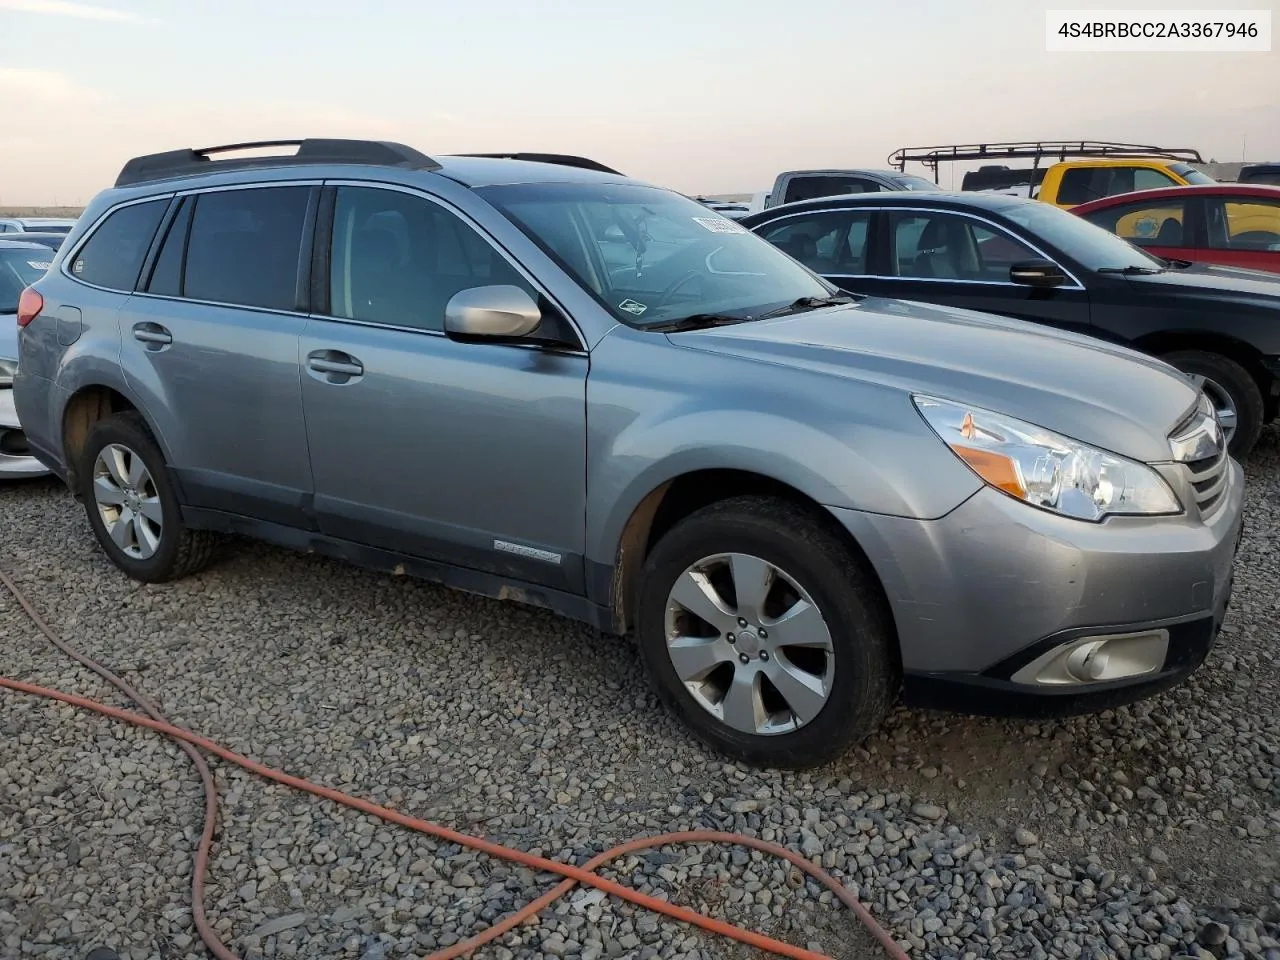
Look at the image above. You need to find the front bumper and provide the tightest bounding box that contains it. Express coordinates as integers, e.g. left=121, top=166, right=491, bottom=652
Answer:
left=832, top=459, right=1245, bottom=715
left=0, top=387, right=51, bottom=479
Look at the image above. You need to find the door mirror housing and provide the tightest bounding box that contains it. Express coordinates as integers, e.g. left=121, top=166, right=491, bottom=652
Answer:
left=1009, top=259, right=1068, bottom=287
left=444, top=285, right=542, bottom=341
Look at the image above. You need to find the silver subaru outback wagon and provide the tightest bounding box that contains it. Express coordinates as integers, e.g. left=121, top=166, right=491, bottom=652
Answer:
left=13, top=139, right=1245, bottom=767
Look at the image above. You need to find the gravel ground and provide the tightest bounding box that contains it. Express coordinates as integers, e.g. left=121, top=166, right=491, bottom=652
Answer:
left=1, top=428, right=1277, bottom=960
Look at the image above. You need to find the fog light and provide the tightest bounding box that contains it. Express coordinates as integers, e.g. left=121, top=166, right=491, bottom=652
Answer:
left=1010, top=629, right=1169, bottom=686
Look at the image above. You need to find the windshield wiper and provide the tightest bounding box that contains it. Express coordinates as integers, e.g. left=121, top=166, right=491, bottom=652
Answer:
left=647, top=313, right=752, bottom=332
left=648, top=295, right=857, bottom=332
left=756, top=294, right=857, bottom=321
left=1097, top=264, right=1165, bottom=275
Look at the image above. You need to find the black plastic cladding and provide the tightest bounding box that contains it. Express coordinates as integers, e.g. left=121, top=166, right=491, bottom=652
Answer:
left=113, top=139, right=443, bottom=188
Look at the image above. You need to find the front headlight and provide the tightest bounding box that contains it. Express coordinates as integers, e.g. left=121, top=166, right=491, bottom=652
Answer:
left=0, top=358, right=15, bottom=388
left=913, top=395, right=1181, bottom=521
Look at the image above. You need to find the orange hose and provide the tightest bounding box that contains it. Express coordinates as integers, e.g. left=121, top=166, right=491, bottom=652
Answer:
left=0, top=568, right=909, bottom=960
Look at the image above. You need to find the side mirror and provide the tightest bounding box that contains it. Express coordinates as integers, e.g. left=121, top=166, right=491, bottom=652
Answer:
left=1009, top=259, right=1068, bottom=287
left=444, top=285, right=542, bottom=341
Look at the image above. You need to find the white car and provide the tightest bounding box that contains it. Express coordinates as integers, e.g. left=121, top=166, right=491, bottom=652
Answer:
left=0, top=241, right=52, bottom=478
left=0, top=216, right=77, bottom=235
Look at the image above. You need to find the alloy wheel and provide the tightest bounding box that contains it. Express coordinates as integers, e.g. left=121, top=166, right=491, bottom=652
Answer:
left=1200, top=376, right=1238, bottom=443
left=663, top=552, right=835, bottom=736
left=92, top=443, right=163, bottom=560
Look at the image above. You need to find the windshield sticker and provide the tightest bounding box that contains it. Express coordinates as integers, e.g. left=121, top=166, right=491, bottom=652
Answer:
left=693, top=216, right=747, bottom=235
left=618, top=298, right=648, bottom=316
left=27, top=261, right=51, bottom=271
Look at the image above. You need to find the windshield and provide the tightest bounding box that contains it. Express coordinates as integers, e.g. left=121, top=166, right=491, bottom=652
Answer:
left=1169, top=163, right=1215, bottom=185
left=476, top=182, right=837, bottom=327
left=0, top=249, right=51, bottom=313
left=1000, top=200, right=1165, bottom=272
left=893, top=175, right=943, bottom=191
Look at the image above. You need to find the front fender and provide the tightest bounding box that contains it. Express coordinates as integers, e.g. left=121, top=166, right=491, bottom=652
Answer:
left=582, top=327, right=982, bottom=569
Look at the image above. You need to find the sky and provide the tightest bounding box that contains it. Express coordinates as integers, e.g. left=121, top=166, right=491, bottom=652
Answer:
left=0, top=0, right=1277, bottom=204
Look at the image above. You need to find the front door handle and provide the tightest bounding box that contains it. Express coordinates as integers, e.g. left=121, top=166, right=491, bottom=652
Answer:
left=306, top=349, right=364, bottom=382
left=133, top=322, right=172, bottom=347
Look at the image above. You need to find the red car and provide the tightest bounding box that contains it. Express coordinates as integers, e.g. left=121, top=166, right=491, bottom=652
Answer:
left=1071, top=183, right=1280, bottom=274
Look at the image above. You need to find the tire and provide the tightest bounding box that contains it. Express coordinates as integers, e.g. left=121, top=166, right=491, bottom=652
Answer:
left=1161, top=350, right=1264, bottom=459
left=635, top=495, right=898, bottom=768
left=77, top=412, right=217, bottom=583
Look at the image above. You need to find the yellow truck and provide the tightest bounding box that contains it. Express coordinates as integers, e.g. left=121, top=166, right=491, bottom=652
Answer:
left=888, top=141, right=1215, bottom=208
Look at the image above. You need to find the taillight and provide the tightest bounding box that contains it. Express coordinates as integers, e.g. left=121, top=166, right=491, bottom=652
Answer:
left=16, top=288, right=43, bottom=328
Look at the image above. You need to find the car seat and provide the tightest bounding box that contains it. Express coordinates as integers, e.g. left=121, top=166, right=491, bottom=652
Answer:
left=777, top=232, right=818, bottom=266
left=910, top=219, right=956, bottom=278
left=1154, top=217, right=1183, bottom=246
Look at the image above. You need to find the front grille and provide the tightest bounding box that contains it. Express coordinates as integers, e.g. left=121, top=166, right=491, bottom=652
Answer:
left=1168, top=392, right=1229, bottom=517
left=1183, top=447, right=1229, bottom=515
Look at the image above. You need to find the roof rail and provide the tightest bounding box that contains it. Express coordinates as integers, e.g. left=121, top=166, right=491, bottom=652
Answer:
left=114, top=139, right=442, bottom=187
left=450, top=153, right=624, bottom=175
left=888, top=140, right=1205, bottom=179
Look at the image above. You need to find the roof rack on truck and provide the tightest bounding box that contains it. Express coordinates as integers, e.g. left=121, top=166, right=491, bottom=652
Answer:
left=115, top=139, right=442, bottom=187
left=887, top=140, right=1206, bottom=183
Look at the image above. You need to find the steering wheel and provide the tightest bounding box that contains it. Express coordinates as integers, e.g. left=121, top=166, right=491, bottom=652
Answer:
left=655, top=270, right=705, bottom=308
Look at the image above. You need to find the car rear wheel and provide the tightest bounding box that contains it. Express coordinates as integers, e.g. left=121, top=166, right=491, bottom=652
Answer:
left=78, top=412, right=217, bottom=583
left=635, top=495, right=898, bottom=768
left=1161, top=350, right=1264, bottom=459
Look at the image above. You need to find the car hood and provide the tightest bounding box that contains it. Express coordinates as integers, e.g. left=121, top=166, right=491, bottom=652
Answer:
left=1129, top=262, right=1280, bottom=301
left=667, top=296, right=1200, bottom=464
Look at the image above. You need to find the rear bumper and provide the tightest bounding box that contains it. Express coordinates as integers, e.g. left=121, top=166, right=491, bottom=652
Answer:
left=831, top=462, right=1245, bottom=713
left=0, top=388, right=51, bottom=479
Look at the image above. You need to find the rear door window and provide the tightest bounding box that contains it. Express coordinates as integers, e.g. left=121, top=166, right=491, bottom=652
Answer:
left=783, top=176, right=879, bottom=204
left=1057, top=166, right=1178, bottom=205
left=181, top=186, right=312, bottom=311
left=759, top=210, right=872, bottom=275
left=1079, top=199, right=1189, bottom=246
left=69, top=199, right=168, bottom=291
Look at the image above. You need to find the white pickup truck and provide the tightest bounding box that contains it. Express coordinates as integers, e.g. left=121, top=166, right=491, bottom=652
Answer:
left=754, top=168, right=942, bottom=212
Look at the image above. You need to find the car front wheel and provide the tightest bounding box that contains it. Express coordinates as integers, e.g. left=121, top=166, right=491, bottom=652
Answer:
left=1161, top=350, right=1264, bottom=459
left=635, top=495, right=898, bottom=768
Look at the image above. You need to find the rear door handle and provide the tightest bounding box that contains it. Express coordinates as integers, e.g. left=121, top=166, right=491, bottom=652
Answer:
left=133, top=322, right=172, bottom=346
left=308, top=357, right=363, bottom=376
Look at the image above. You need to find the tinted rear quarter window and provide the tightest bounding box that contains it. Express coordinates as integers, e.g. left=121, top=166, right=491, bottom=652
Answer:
left=183, top=186, right=311, bottom=311
left=69, top=199, right=168, bottom=291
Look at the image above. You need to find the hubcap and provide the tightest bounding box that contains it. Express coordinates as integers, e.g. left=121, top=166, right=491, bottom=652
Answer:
left=92, top=443, right=163, bottom=560
left=663, top=552, right=835, bottom=736
left=1199, top=376, right=1238, bottom=441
